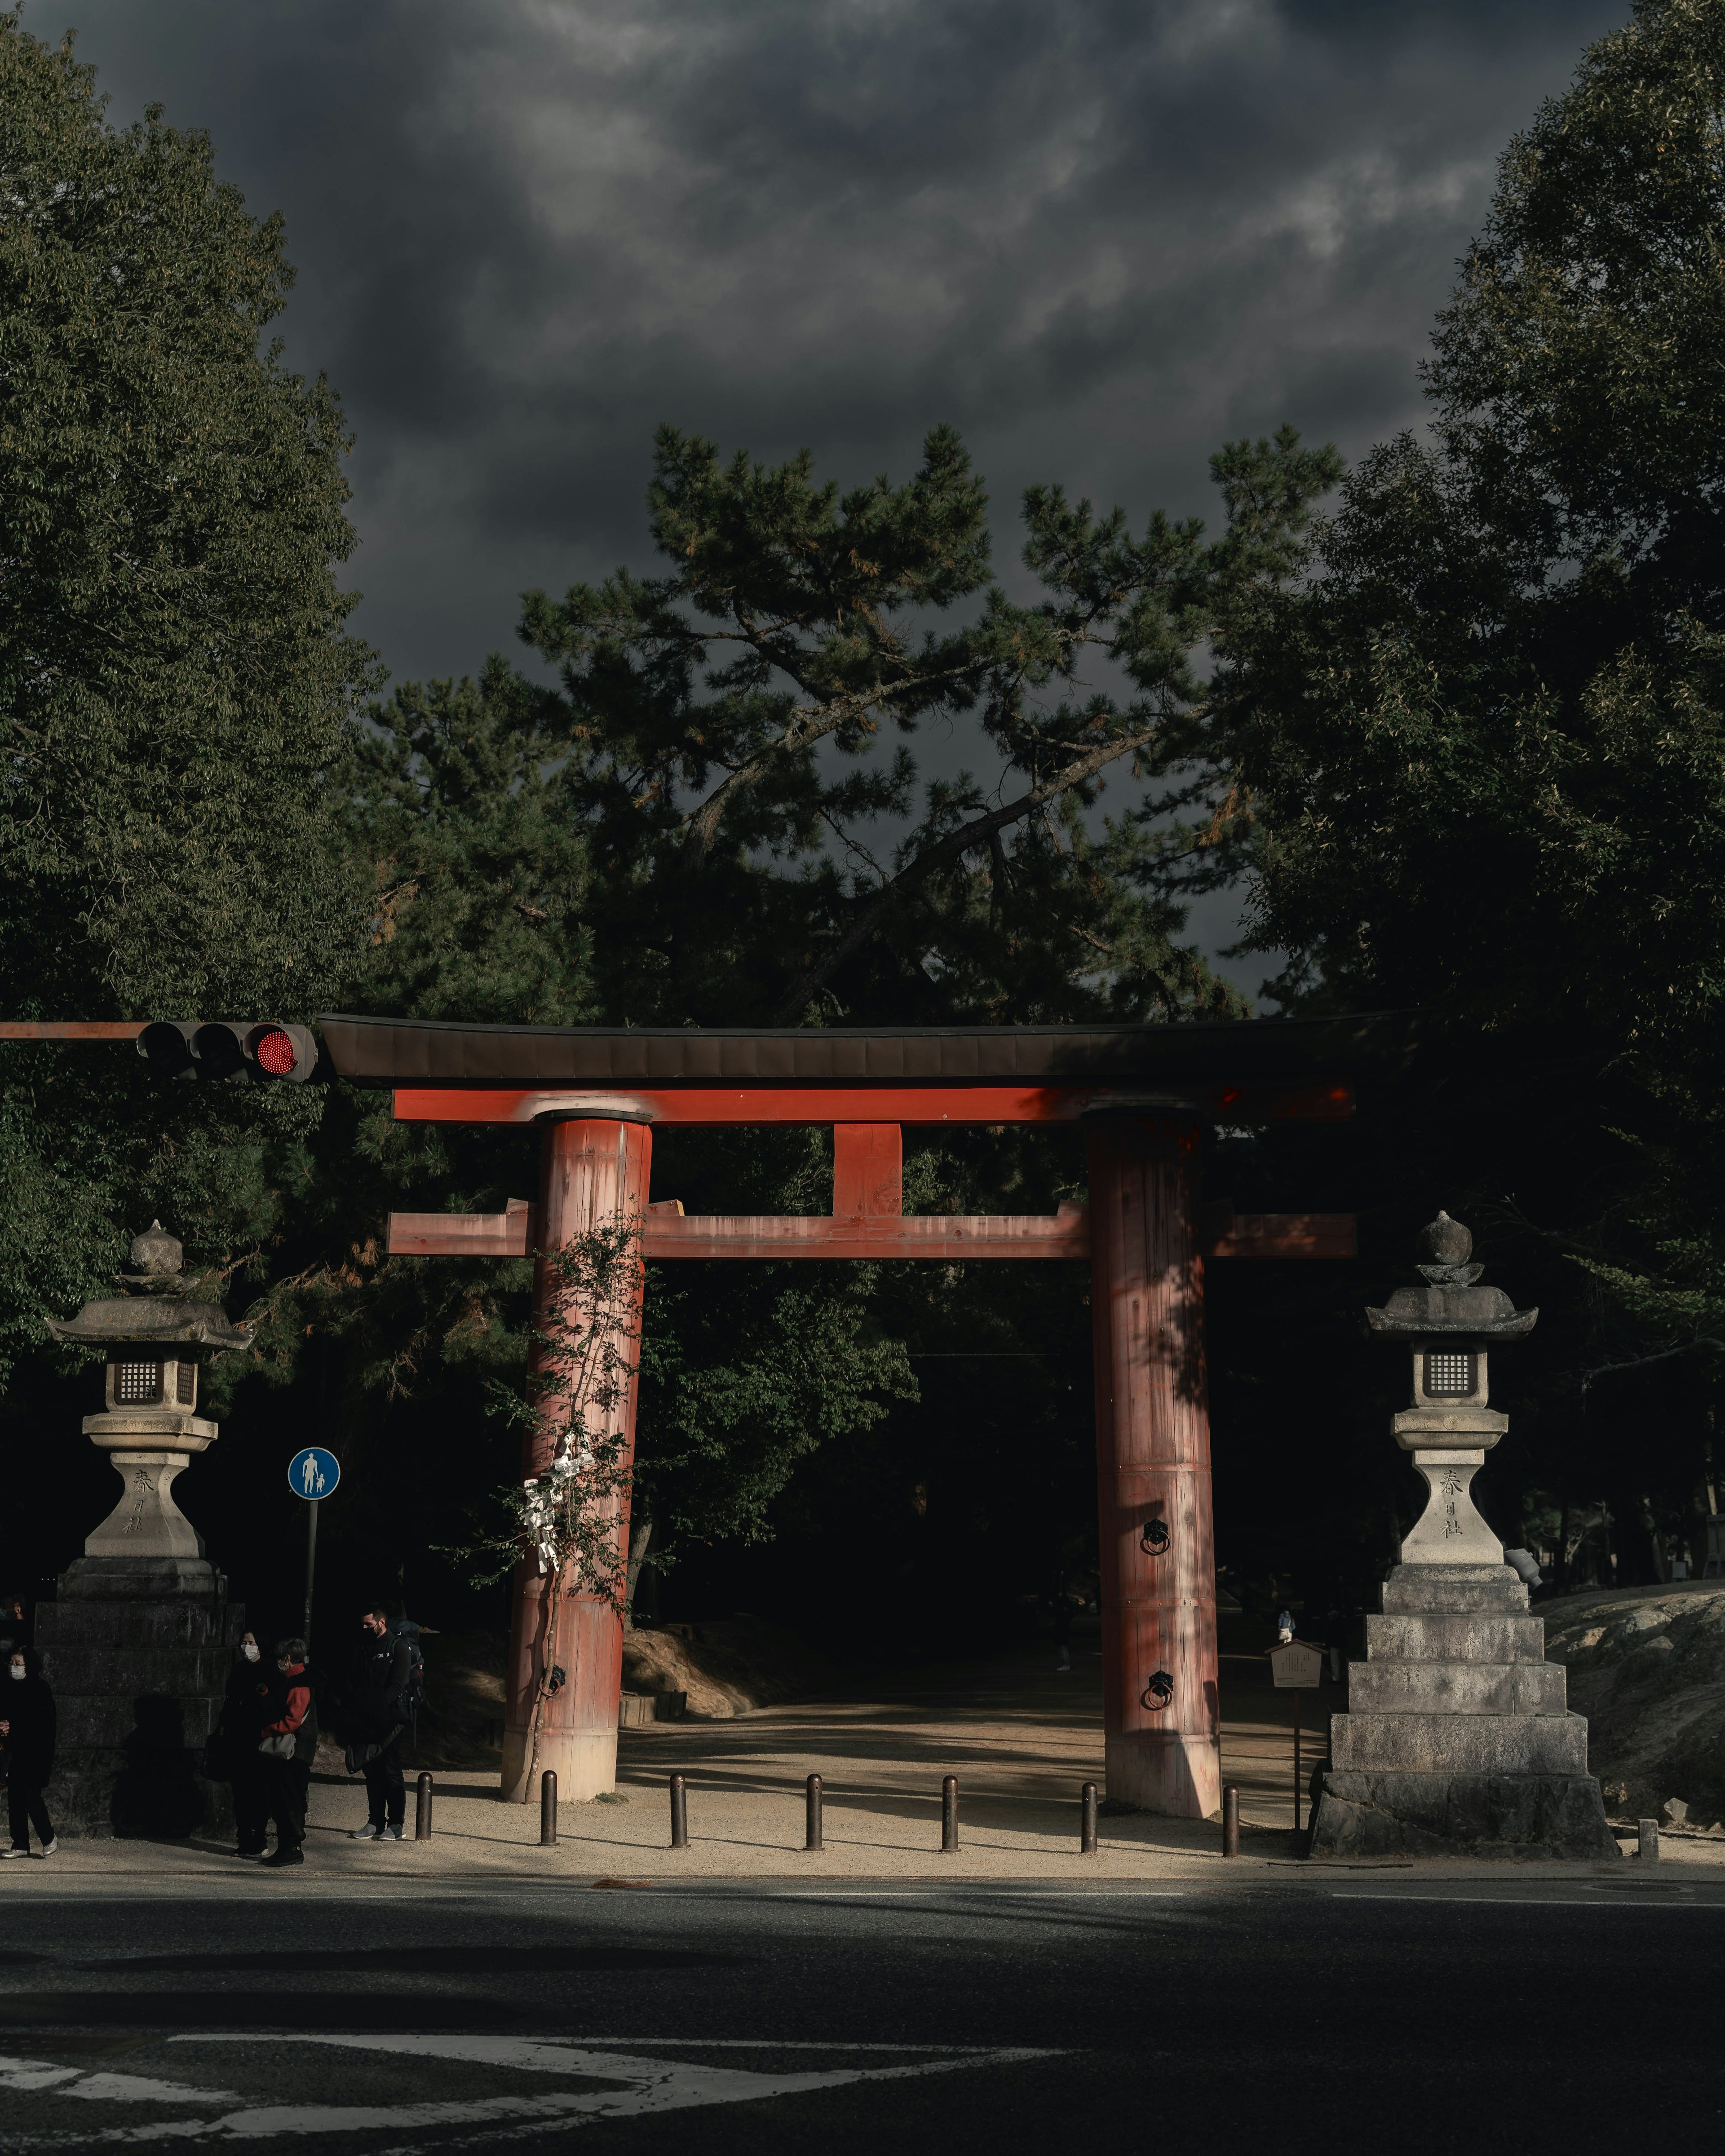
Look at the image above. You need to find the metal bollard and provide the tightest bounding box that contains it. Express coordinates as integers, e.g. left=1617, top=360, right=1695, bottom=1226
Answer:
left=1638, top=1816, right=1660, bottom=1863
left=670, top=1773, right=689, bottom=1849
left=1223, top=1784, right=1240, bottom=1858
left=941, top=1774, right=959, bottom=1853
left=539, top=1770, right=557, bottom=1847
left=1080, top=1781, right=1098, bottom=1856
left=805, top=1773, right=823, bottom=1851
left=415, top=1772, right=434, bottom=1841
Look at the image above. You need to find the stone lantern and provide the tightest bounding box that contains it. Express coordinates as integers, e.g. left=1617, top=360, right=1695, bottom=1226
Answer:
left=1366, top=1209, right=1537, bottom=1568
left=35, top=1224, right=253, bottom=1837
left=1306, top=1213, right=1618, bottom=1860
left=46, top=1221, right=254, bottom=1572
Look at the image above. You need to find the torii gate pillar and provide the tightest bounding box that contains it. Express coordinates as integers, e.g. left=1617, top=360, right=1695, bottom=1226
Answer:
left=1087, top=1109, right=1221, bottom=1819
left=501, top=1116, right=651, bottom=1804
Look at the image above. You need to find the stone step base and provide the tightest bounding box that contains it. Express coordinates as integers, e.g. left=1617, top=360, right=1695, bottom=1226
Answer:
left=1366, top=1613, right=1547, bottom=1664
left=1308, top=1769, right=1618, bottom=1860
left=1347, top=1659, right=1568, bottom=1715
left=38, top=1601, right=243, bottom=1650
left=1380, top=1564, right=1530, bottom=1616
left=43, top=1750, right=233, bottom=1840
left=1331, top=1709, right=1589, bottom=1774
left=53, top=1691, right=224, bottom=1750
left=42, top=1651, right=239, bottom=1708
left=58, top=1557, right=228, bottom=1602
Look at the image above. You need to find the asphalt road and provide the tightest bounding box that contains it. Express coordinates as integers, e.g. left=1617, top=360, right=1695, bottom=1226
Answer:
left=1, top=1875, right=1720, bottom=2152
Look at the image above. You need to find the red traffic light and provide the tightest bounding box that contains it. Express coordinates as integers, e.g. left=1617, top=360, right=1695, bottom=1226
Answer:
left=137, top=1021, right=320, bottom=1083
left=252, top=1025, right=300, bottom=1078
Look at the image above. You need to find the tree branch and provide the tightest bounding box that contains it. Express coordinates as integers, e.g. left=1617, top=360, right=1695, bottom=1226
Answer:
left=772, top=726, right=1155, bottom=1021
left=1575, top=1337, right=1725, bottom=1390
left=680, top=659, right=979, bottom=862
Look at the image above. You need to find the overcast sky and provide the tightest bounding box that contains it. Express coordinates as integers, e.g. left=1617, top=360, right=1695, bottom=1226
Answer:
left=48, top=0, right=1627, bottom=985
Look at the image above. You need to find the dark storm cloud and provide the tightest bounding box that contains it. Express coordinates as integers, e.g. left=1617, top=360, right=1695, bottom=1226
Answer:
left=51, top=0, right=1628, bottom=687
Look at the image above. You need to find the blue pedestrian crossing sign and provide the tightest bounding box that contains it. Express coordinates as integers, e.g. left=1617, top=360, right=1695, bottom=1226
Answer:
left=288, top=1447, right=341, bottom=1500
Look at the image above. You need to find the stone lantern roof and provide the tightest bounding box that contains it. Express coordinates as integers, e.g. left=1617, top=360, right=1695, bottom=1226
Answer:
left=1364, top=1211, right=1538, bottom=1343
left=45, top=1221, right=254, bottom=1356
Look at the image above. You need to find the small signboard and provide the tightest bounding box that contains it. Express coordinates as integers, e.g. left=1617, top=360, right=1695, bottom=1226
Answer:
left=288, top=1447, right=341, bottom=1500
left=1269, top=1639, right=1323, bottom=1689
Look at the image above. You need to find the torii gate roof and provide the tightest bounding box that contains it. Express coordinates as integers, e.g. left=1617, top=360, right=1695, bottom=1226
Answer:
left=319, top=1011, right=1416, bottom=1122
left=353, top=1014, right=1411, bottom=1259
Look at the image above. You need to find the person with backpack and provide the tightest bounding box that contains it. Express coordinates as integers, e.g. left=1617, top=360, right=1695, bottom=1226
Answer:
left=346, top=1604, right=413, bottom=1842
left=0, top=1645, right=57, bottom=1857
left=258, top=1637, right=317, bottom=1869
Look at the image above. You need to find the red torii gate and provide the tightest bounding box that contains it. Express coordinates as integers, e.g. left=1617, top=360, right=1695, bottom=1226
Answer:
left=318, top=1013, right=1380, bottom=1818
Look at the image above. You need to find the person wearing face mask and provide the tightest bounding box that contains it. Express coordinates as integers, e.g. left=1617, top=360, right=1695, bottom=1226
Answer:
left=217, top=1631, right=270, bottom=1859
left=345, top=1606, right=411, bottom=1842
left=257, top=1637, right=317, bottom=1869
left=0, top=1590, right=27, bottom=1661
left=0, top=1647, right=57, bottom=1858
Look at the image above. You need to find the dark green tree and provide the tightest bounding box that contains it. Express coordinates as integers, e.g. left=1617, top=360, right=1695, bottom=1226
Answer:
left=0, top=18, right=373, bottom=1591
left=0, top=18, right=372, bottom=1023
left=351, top=661, right=594, bottom=1026
left=515, top=420, right=1340, bottom=1028
left=1228, top=0, right=1725, bottom=1577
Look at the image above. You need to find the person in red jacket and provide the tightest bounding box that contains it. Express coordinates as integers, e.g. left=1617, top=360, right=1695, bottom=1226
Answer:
left=259, top=1638, right=318, bottom=1869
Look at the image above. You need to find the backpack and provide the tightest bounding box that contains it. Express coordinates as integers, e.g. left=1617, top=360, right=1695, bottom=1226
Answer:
left=391, top=1619, right=427, bottom=1728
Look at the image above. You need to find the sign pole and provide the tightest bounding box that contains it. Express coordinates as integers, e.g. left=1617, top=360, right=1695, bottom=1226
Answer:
left=303, top=1497, right=320, bottom=1654
left=287, top=1448, right=341, bottom=1657
left=1294, top=1688, right=1302, bottom=1833
left=1268, top=1635, right=1322, bottom=1841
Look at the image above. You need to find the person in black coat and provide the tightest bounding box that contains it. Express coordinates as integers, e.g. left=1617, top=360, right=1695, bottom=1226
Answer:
left=346, top=1606, right=411, bottom=1842
left=0, top=1645, right=57, bottom=1857
left=218, top=1631, right=270, bottom=1858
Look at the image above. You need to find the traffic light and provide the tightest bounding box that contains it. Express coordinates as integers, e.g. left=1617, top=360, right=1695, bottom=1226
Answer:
left=136, top=1021, right=321, bottom=1083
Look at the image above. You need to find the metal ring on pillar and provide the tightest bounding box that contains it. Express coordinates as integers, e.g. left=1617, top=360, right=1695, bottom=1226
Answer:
left=1141, top=1669, right=1175, bottom=1710
left=528, top=1100, right=657, bottom=1124
left=1079, top=1092, right=1211, bottom=1123
left=1139, top=1517, right=1170, bottom=1555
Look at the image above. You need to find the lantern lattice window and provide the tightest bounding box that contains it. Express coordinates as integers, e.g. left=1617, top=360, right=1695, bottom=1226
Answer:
left=1424, top=1351, right=1476, bottom=1397
left=116, top=1361, right=163, bottom=1405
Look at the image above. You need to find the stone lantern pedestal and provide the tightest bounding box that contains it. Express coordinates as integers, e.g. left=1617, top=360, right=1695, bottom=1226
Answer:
left=1308, top=1214, right=1618, bottom=1860
left=35, top=1224, right=254, bottom=1838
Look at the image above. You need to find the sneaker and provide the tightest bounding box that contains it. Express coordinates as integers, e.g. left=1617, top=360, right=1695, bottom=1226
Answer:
left=236, top=1848, right=266, bottom=1860
left=350, top=1822, right=383, bottom=1840
left=39, top=1839, right=57, bottom=1857
left=263, top=1846, right=304, bottom=1868
left=384, top=1823, right=405, bottom=1841
left=1, top=1847, right=29, bottom=1859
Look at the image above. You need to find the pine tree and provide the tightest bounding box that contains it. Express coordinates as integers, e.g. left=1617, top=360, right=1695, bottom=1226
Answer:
left=514, top=420, right=1339, bottom=1027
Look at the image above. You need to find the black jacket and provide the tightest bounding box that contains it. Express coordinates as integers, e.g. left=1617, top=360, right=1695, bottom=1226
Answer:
left=218, top=1651, right=267, bottom=1741
left=216, top=1649, right=269, bottom=1773
left=2, top=1661, right=55, bottom=1784
left=348, top=1633, right=411, bottom=1743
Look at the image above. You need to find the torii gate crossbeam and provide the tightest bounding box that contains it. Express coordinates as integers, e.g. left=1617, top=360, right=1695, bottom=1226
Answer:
left=314, top=1015, right=1400, bottom=1819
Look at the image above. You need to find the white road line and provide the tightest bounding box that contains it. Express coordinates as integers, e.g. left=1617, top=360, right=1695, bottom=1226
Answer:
left=1332, top=1892, right=1719, bottom=1907
left=0, top=2052, right=242, bottom=2106
left=0, top=2033, right=1066, bottom=2148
